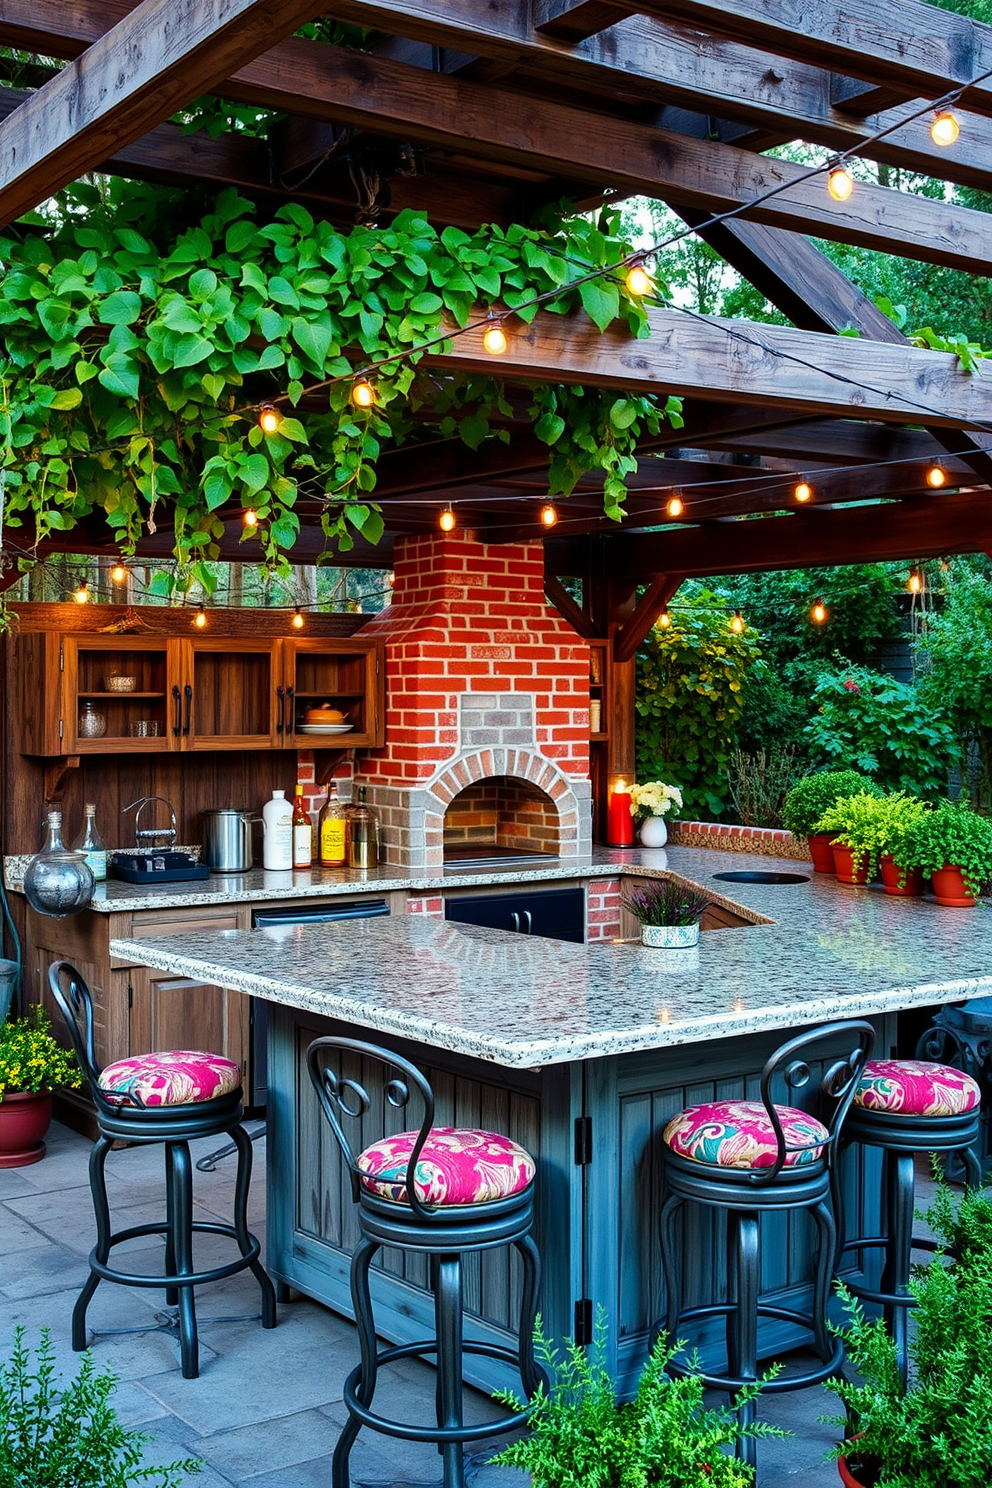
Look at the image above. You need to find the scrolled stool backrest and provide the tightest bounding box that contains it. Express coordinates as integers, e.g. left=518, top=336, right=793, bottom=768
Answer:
left=754, top=1019, right=876, bottom=1184
left=306, top=1035, right=439, bottom=1222
left=48, top=959, right=101, bottom=1088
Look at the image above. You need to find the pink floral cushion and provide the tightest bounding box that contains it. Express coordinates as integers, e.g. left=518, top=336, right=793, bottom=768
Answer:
left=855, top=1059, right=981, bottom=1117
left=663, top=1100, right=830, bottom=1169
left=357, top=1127, right=536, bottom=1206
left=99, top=1051, right=241, bottom=1107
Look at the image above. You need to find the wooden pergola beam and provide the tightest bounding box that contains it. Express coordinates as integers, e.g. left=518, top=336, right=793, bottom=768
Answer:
left=613, top=572, right=684, bottom=662
left=6, top=10, right=992, bottom=273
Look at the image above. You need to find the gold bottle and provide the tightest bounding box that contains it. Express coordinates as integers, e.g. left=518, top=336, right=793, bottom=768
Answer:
left=318, top=784, right=347, bottom=867
left=346, top=786, right=379, bottom=870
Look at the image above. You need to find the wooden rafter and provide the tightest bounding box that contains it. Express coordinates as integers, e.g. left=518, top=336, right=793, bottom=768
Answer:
left=613, top=573, right=685, bottom=662
left=544, top=573, right=598, bottom=637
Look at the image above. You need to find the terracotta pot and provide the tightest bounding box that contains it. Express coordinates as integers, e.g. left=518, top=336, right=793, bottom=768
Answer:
left=808, top=833, right=838, bottom=874
left=837, top=1451, right=879, bottom=1488
left=931, top=863, right=978, bottom=908
left=0, top=1089, right=52, bottom=1167
left=832, top=843, right=869, bottom=885
left=880, top=854, right=924, bottom=897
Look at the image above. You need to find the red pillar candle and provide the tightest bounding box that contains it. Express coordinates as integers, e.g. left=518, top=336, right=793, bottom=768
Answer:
left=608, top=780, right=635, bottom=848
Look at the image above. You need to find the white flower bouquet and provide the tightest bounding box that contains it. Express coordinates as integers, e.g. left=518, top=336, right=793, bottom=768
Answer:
left=629, top=781, right=683, bottom=824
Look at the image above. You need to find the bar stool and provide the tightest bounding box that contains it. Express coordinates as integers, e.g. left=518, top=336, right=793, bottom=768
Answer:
left=49, top=962, right=276, bottom=1379
left=656, top=1020, right=875, bottom=1468
left=836, top=1056, right=982, bottom=1386
left=306, top=1035, right=545, bottom=1488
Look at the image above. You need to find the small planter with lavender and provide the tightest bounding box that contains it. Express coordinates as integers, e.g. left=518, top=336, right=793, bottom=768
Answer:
left=0, top=1007, right=82, bottom=1167
left=623, top=877, right=710, bottom=948
left=782, top=770, right=883, bottom=874
left=629, top=781, right=683, bottom=849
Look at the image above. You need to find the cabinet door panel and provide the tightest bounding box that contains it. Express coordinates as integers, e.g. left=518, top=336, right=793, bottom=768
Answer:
left=281, top=639, right=384, bottom=748
left=129, top=966, right=249, bottom=1082
left=61, top=636, right=180, bottom=754
left=445, top=887, right=585, bottom=943
left=181, top=640, right=278, bottom=750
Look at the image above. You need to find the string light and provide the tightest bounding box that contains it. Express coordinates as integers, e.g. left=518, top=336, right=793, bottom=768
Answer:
left=658, top=607, right=671, bottom=628
left=907, top=567, right=924, bottom=594
left=666, top=492, right=685, bottom=518
left=625, top=258, right=654, bottom=297
left=351, top=375, right=376, bottom=408
left=827, top=161, right=855, bottom=201
left=258, top=403, right=280, bottom=434
left=794, top=480, right=813, bottom=503
left=811, top=598, right=828, bottom=624
left=729, top=610, right=745, bottom=634
left=292, top=606, right=305, bottom=629
left=73, top=580, right=89, bottom=604
left=540, top=502, right=558, bottom=528
left=926, top=463, right=947, bottom=488
left=243, top=508, right=259, bottom=529
left=439, top=504, right=456, bottom=532
left=109, top=563, right=129, bottom=585
left=194, top=606, right=207, bottom=628
left=482, top=314, right=508, bottom=355
left=931, top=109, right=961, bottom=147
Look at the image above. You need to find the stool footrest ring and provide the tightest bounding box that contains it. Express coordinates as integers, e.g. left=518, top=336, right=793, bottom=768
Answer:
left=88, top=1220, right=261, bottom=1289
left=666, top=1303, right=844, bottom=1393
left=342, top=1339, right=547, bottom=1443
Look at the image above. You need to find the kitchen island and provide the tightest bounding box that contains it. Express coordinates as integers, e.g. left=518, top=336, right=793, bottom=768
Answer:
left=108, top=846, right=992, bottom=1394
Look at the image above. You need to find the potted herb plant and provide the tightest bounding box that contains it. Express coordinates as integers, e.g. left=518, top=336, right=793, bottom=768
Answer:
left=825, top=1180, right=992, bottom=1488
left=812, top=792, right=930, bottom=893
left=782, top=771, right=883, bottom=874
left=493, top=1314, right=780, bottom=1487
left=0, top=1326, right=201, bottom=1485
left=0, top=1005, right=81, bottom=1167
left=629, top=781, right=683, bottom=848
left=900, top=798, right=992, bottom=907
left=623, top=877, right=710, bottom=948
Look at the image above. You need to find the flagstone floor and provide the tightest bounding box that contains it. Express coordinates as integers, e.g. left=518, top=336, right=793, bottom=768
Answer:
left=0, top=1120, right=848, bottom=1487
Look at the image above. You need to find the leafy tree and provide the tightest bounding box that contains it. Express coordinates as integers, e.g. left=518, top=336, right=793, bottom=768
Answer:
left=915, top=565, right=992, bottom=803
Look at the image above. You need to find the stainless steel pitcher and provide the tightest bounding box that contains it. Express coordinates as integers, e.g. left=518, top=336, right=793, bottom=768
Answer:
left=200, top=808, right=257, bottom=873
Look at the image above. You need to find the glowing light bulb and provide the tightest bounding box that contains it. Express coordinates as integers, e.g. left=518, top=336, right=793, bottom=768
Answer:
left=540, top=502, right=558, bottom=528
left=625, top=260, right=654, bottom=297
left=811, top=598, right=828, bottom=624
left=194, top=607, right=207, bottom=629
left=658, top=607, right=671, bottom=628
left=351, top=376, right=376, bottom=408
left=243, top=508, right=259, bottom=529
left=73, top=580, right=89, bottom=604
left=109, top=563, right=129, bottom=585
left=794, top=480, right=813, bottom=503
left=666, top=492, right=684, bottom=519
left=926, top=464, right=947, bottom=489
left=907, top=567, right=923, bottom=594
left=258, top=403, right=280, bottom=434
left=931, top=109, right=960, bottom=147
left=827, top=162, right=854, bottom=201
left=386, top=571, right=395, bottom=588
left=439, top=505, right=456, bottom=532
left=482, top=316, right=507, bottom=355
left=730, top=610, right=745, bottom=634
left=292, top=607, right=305, bottom=629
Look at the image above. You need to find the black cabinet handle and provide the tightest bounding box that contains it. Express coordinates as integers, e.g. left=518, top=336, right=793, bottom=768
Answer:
left=172, top=685, right=181, bottom=737
left=287, top=686, right=295, bottom=734
left=276, top=685, right=285, bottom=735
left=183, top=684, right=192, bottom=736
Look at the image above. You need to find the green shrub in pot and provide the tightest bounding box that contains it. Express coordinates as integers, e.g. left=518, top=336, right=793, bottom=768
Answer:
left=492, top=1313, right=781, bottom=1487
left=782, top=771, right=882, bottom=838
left=811, top=792, right=929, bottom=883
left=900, top=798, right=992, bottom=900
left=824, top=1180, right=992, bottom=1488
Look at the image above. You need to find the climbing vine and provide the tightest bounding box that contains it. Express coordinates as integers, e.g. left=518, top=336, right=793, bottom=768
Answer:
left=0, top=180, right=682, bottom=589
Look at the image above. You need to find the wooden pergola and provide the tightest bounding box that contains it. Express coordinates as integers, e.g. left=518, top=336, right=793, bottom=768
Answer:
left=4, top=0, right=992, bottom=787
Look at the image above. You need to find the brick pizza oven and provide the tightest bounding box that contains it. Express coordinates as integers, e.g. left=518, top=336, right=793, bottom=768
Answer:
left=354, top=530, right=593, bottom=869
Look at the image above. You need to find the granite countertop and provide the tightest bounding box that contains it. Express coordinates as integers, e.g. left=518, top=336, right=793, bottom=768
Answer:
left=108, top=846, right=992, bottom=1068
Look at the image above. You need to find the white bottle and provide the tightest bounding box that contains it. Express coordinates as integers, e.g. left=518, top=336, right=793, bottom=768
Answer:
left=262, top=789, right=293, bottom=870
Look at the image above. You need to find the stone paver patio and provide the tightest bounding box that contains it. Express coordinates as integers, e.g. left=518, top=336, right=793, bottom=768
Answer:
left=0, top=1121, right=842, bottom=1486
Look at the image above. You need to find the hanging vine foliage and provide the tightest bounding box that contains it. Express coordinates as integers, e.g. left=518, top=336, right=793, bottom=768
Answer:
left=0, top=181, right=682, bottom=588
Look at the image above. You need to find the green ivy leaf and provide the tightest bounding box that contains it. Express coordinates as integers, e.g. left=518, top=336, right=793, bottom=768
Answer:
left=49, top=388, right=83, bottom=410
left=579, top=277, right=619, bottom=332
left=97, top=353, right=140, bottom=399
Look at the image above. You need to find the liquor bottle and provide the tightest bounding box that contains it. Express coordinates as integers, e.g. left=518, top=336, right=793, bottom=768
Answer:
left=262, top=788, right=293, bottom=870
left=319, top=784, right=347, bottom=867
left=73, top=802, right=108, bottom=881
left=346, top=786, right=379, bottom=871
left=292, top=784, right=313, bottom=868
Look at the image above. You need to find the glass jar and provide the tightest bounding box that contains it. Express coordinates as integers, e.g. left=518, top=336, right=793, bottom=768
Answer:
left=23, top=810, right=95, bottom=918
left=346, top=787, right=379, bottom=870
left=78, top=701, right=107, bottom=739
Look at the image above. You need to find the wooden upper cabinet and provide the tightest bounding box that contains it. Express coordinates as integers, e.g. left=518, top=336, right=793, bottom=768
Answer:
left=280, top=636, right=385, bottom=749
left=16, top=627, right=385, bottom=756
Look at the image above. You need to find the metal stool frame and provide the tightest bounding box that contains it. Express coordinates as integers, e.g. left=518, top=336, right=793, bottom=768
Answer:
left=307, top=1035, right=545, bottom=1488
left=49, top=962, right=276, bottom=1379
left=656, top=1020, right=875, bottom=1468
left=837, top=1101, right=980, bottom=1387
